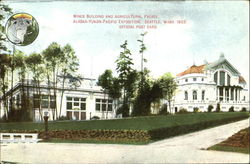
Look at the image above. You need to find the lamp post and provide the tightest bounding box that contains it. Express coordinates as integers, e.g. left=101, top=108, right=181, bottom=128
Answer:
left=43, top=111, right=49, bottom=140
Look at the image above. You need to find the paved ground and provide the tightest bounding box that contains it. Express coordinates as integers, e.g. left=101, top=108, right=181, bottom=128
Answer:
left=0, top=119, right=249, bottom=163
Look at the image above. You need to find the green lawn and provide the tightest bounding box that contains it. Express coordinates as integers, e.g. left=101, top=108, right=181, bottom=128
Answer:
left=0, top=112, right=248, bottom=131
left=208, top=145, right=249, bottom=154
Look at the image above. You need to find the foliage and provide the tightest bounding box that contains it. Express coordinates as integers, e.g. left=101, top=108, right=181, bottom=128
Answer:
left=159, top=104, right=169, bottom=115
left=207, top=105, right=214, bottom=112
left=91, top=116, right=100, bottom=120
left=228, top=106, right=234, bottom=112
left=216, top=103, right=221, bottom=112
left=193, top=107, right=199, bottom=113
left=58, top=116, right=69, bottom=121
left=115, top=40, right=137, bottom=117
left=157, top=73, right=177, bottom=113
left=241, top=107, right=247, bottom=112
left=177, top=108, right=188, bottom=114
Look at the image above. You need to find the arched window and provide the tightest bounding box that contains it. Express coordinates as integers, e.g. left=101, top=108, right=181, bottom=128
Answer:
left=227, top=74, right=231, bottom=86
left=184, top=91, right=188, bottom=100
left=193, top=91, right=197, bottom=100
left=202, top=90, right=205, bottom=100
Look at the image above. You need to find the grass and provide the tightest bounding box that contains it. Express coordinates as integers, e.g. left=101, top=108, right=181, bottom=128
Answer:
left=0, top=112, right=248, bottom=131
left=208, top=145, right=250, bottom=154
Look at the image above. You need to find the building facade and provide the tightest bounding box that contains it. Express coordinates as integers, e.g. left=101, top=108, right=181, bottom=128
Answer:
left=173, top=55, right=249, bottom=112
left=0, top=77, right=117, bottom=122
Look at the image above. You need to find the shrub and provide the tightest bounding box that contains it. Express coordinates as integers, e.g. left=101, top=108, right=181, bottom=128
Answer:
left=193, top=107, right=199, bottom=113
left=177, top=108, right=188, bottom=114
left=207, top=105, right=214, bottom=112
left=216, top=103, right=221, bottom=112
left=241, top=107, right=247, bottom=112
left=159, top=104, right=168, bottom=115
left=228, top=106, right=234, bottom=112
left=91, top=116, right=100, bottom=120
left=58, top=116, right=69, bottom=121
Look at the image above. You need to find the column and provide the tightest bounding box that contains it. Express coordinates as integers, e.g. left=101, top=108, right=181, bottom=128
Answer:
left=217, top=71, right=220, bottom=85
left=223, top=87, right=226, bottom=102
left=238, top=89, right=240, bottom=102
left=229, top=88, right=231, bottom=102
left=234, top=88, right=237, bottom=102
left=225, top=72, right=228, bottom=86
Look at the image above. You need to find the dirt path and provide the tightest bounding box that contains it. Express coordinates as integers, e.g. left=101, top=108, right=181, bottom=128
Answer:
left=1, top=119, right=249, bottom=163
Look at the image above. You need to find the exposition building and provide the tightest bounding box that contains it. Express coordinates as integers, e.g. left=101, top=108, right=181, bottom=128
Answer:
left=173, top=54, right=249, bottom=112
left=0, top=77, right=116, bottom=122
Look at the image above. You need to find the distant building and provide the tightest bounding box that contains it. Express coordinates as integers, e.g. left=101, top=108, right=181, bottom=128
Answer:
left=0, top=77, right=117, bottom=122
left=173, top=54, right=249, bottom=112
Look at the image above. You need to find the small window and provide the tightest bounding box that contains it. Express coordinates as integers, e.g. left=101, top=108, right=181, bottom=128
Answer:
left=80, top=103, right=86, bottom=110
left=96, top=99, right=101, bottom=102
left=96, top=104, right=100, bottom=111
left=193, top=78, right=197, bottom=81
left=67, top=102, right=72, bottom=110
left=184, top=91, right=188, bottom=100
left=81, top=98, right=86, bottom=101
left=74, top=98, right=79, bottom=101
left=193, top=91, right=197, bottom=100
left=74, top=102, right=79, bottom=106
left=201, top=78, right=204, bottom=81
left=67, top=97, right=72, bottom=101
left=185, top=79, right=188, bottom=82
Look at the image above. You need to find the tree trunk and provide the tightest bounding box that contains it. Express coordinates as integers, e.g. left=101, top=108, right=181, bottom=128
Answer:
left=59, top=73, right=66, bottom=117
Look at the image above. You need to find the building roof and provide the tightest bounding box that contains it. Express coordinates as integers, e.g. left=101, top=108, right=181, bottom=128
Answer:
left=177, top=64, right=205, bottom=77
left=239, top=76, right=246, bottom=84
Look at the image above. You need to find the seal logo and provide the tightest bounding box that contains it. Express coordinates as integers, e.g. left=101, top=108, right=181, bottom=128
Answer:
left=5, top=13, right=39, bottom=46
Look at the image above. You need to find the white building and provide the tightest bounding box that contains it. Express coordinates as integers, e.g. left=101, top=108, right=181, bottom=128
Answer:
left=0, top=77, right=117, bottom=122
left=173, top=54, right=249, bottom=112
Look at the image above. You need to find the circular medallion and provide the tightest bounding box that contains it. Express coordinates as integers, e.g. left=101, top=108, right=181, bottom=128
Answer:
left=5, top=13, right=39, bottom=46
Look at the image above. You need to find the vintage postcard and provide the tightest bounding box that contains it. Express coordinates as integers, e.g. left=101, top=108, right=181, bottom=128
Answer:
left=0, top=0, right=249, bottom=163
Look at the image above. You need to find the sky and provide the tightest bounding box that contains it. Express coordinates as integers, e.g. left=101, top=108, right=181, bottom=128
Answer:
left=3, top=1, right=249, bottom=85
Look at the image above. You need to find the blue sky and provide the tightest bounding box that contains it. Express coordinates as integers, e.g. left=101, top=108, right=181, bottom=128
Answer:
left=4, top=1, right=249, bottom=85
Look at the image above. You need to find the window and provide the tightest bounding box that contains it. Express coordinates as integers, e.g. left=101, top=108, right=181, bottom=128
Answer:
left=201, top=78, right=204, bottom=81
left=41, top=95, right=49, bottom=108
left=193, top=78, right=197, bottom=81
left=219, top=71, right=225, bottom=85
left=95, top=99, right=113, bottom=111
left=214, top=72, right=218, bottom=84
left=184, top=91, right=188, bottom=100
left=193, top=91, right=197, bottom=100
left=33, top=94, right=40, bottom=108
left=202, top=90, right=205, bottom=100
left=50, top=95, right=56, bottom=108
left=227, top=74, right=231, bottom=86
left=66, top=97, right=86, bottom=111
left=185, top=79, right=188, bottom=82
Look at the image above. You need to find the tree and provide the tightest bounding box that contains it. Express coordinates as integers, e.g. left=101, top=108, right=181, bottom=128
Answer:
left=26, top=52, right=44, bottom=121
left=58, top=44, right=79, bottom=117
left=0, top=53, right=11, bottom=119
left=97, top=69, right=113, bottom=119
left=42, top=42, right=63, bottom=120
left=116, top=40, right=137, bottom=117
left=0, top=4, right=12, bottom=53
left=157, top=73, right=177, bottom=114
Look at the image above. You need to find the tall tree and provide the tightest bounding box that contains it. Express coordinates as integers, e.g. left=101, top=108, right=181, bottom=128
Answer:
left=0, top=53, right=11, bottom=119
left=157, top=73, right=177, bottom=114
left=97, top=69, right=113, bottom=119
left=58, top=44, right=79, bottom=117
left=116, top=40, right=137, bottom=117
left=26, top=52, right=44, bottom=121
left=42, top=42, right=63, bottom=120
